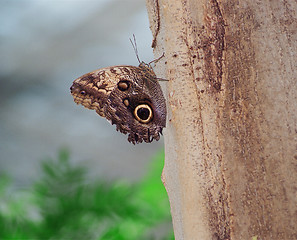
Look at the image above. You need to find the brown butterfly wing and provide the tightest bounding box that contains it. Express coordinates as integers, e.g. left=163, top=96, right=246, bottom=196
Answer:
left=104, top=65, right=166, bottom=144
left=70, top=67, right=118, bottom=117
left=70, top=64, right=166, bottom=144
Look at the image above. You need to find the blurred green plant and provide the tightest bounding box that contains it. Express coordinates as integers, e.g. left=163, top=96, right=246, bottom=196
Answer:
left=0, top=149, right=173, bottom=240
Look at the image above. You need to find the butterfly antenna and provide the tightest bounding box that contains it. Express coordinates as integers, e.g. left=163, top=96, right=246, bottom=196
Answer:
left=129, top=34, right=141, bottom=64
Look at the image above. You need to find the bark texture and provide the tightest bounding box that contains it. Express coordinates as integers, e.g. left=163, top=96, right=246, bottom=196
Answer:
left=146, top=0, right=297, bottom=239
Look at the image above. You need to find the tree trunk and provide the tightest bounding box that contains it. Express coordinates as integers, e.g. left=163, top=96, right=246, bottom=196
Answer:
left=146, top=0, right=297, bottom=239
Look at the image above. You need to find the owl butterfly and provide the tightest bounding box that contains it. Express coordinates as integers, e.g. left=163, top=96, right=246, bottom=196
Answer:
left=70, top=38, right=166, bottom=144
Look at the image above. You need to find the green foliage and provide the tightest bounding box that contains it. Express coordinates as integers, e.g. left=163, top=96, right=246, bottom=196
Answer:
left=0, top=149, right=173, bottom=240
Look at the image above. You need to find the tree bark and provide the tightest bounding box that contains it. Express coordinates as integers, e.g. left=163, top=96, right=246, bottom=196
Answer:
left=146, top=0, right=297, bottom=239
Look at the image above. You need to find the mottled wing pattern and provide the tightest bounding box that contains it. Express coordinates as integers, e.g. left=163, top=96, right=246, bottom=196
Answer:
left=70, top=63, right=166, bottom=144
left=70, top=67, right=119, bottom=117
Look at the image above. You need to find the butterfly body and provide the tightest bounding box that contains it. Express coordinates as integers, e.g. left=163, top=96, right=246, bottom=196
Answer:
left=70, top=63, right=166, bottom=144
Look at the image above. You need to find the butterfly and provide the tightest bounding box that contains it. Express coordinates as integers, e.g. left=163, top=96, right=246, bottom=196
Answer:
left=70, top=37, right=166, bottom=144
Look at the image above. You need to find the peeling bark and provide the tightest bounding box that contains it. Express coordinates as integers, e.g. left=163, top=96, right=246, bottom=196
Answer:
left=146, top=0, right=297, bottom=239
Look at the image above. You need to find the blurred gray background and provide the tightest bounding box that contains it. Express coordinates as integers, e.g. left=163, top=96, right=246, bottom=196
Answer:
left=0, top=0, right=164, bottom=186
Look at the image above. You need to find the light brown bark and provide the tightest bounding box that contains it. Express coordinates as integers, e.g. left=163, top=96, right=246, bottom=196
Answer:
left=146, top=0, right=297, bottom=239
